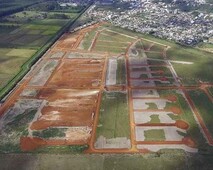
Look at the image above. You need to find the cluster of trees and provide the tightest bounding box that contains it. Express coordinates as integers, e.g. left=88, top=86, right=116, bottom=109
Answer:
left=0, top=0, right=41, bottom=17
left=27, top=1, right=84, bottom=13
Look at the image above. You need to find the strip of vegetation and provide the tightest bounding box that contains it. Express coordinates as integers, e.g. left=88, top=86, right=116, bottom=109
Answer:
left=116, top=57, right=126, bottom=85
left=33, top=128, right=66, bottom=139
left=34, top=145, right=88, bottom=154
left=96, top=92, right=130, bottom=139
left=188, top=90, right=213, bottom=139
left=144, top=129, right=166, bottom=141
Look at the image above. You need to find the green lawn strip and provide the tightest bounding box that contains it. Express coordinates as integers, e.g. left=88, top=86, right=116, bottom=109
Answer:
left=93, top=45, right=125, bottom=54
left=144, top=129, right=166, bottom=141
left=101, top=30, right=134, bottom=42
left=188, top=90, right=213, bottom=138
left=146, top=52, right=164, bottom=59
left=34, top=145, right=88, bottom=154
left=116, top=58, right=126, bottom=85
left=102, top=24, right=141, bottom=39
left=80, top=28, right=98, bottom=50
left=148, top=114, right=161, bottom=123
left=96, top=92, right=130, bottom=139
left=32, top=128, right=67, bottom=139
left=150, top=44, right=166, bottom=52
left=0, top=4, right=91, bottom=100
left=147, top=59, right=166, bottom=65
left=96, top=40, right=129, bottom=48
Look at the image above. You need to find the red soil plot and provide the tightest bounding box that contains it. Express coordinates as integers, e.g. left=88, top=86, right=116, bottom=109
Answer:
left=47, top=59, right=105, bottom=88
left=54, top=33, right=79, bottom=49
left=21, top=137, right=88, bottom=151
left=30, top=89, right=99, bottom=130
left=175, top=120, right=189, bottom=130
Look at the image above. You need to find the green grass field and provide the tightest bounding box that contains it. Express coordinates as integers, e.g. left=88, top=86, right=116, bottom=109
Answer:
left=148, top=114, right=161, bottom=123
left=0, top=48, right=36, bottom=88
left=146, top=52, right=164, bottom=59
left=0, top=0, right=41, bottom=17
left=93, top=45, right=126, bottom=54
left=188, top=90, right=213, bottom=138
left=166, top=44, right=213, bottom=85
left=116, top=57, right=126, bottom=85
left=96, top=92, right=130, bottom=139
left=144, top=129, right=166, bottom=141
left=0, top=8, right=79, bottom=94
left=1, top=150, right=213, bottom=170
left=150, top=44, right=166, bottom=52
left=147, top=59, right=166, bottom=65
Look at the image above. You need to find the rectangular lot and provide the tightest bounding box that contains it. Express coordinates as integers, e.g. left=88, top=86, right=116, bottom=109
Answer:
left=96, top=92, right=130, bottom=139
left=48, top=59, right=105, bottom=88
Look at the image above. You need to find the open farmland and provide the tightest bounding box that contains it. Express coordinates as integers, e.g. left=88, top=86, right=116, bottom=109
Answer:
left=0, top=48, right=36, bottom=88
left=0, top=7, right=83, bottom=99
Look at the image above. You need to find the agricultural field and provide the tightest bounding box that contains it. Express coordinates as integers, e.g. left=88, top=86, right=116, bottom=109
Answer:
left=0, top=48, right=36, bottom=88
left=0, top=0, right=40, bottom=17
left=0, top=6, right=81, bottom=97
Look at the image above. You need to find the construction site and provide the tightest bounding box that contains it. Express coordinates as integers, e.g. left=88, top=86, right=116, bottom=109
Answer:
left=0, top=23, right=213, bottom=154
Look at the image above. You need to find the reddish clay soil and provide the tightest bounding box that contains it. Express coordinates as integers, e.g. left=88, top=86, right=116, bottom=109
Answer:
left=166, top=95, right=177, bottom=102
left=54, top=33, right=79, bottom=49
left=182, top=137, right=196, bottom=148
left=137, top=148, right=151, bottom=153
left=175, top=120, right=189, bottom=130
left=20, top=137, right=88, bottom=151
left=169, top=106, right=182, bottom=115
left=41, top=106, right=95, bottom=116
left=30, top=89, right=99, bottom=130
left=47, top=59, right=105, bottom=88
left=21, top=137, right=46, bottom=151
left=30, top=118, right=93, bottom=130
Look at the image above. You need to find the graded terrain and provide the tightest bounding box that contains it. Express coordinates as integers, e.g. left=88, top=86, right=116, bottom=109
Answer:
left=0, top=22, right=213, bottom=169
